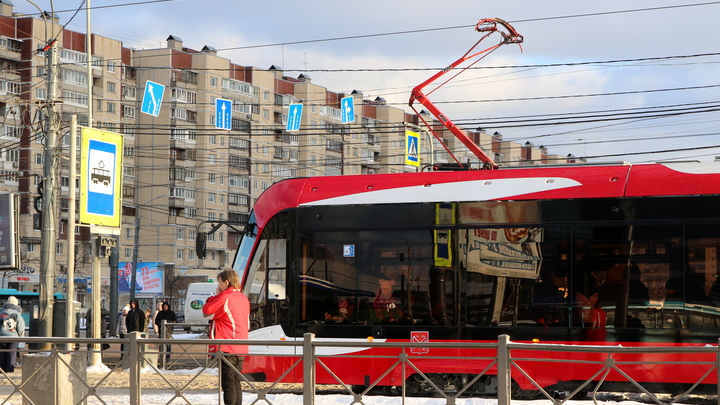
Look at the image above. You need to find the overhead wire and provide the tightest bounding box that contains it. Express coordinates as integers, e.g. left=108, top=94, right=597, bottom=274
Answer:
left=5, top=1, right=719, bottom=169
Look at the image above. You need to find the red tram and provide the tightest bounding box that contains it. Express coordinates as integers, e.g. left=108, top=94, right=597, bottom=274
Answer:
left=233, top=162, right=720, bottom=395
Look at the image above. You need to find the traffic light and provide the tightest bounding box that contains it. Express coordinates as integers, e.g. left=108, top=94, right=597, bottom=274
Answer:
left=96, top=236, right=116, bottom=258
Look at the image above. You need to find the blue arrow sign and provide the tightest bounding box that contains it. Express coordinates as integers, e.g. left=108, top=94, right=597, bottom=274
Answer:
left=215, top=98, right=232, bottom=130
left=287, top=103, right=303, bottom=132
left=341, top=96, right=355, bottom=124
left=140, top=80, right=165, bottom=117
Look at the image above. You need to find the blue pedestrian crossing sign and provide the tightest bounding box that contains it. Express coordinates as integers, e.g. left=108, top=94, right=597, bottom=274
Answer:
left=140, top=80, right=165, bottom=117
left=287, top=103, right=303, bottom=132
left=341, top=96, right=355, bottom=124
left=405, top=130, right=420, bottom=167
left=215, top=98, right=232, bottom=130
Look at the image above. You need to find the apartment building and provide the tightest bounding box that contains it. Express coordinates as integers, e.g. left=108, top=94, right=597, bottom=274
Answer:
left=0, top=4, right=558, bottom=307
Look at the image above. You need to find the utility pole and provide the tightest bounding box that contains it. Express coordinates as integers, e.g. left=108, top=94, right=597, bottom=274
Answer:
left=130, top=213, right=140, bottom=301
left=39, top=39, right=60, bottom=341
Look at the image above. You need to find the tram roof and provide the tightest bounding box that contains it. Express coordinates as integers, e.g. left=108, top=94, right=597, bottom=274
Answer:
left=252, top=161, right=720, bottom=229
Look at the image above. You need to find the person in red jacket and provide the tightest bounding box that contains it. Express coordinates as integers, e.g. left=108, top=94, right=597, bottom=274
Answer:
left=202, top=269, right=250, bottom=405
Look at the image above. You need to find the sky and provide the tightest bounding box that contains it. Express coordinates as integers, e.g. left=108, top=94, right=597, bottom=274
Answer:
left=14, top=0, right=720, bottom=163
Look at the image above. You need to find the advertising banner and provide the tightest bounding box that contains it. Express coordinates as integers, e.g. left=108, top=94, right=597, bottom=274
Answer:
left=118, top=261, right=164, bottom=294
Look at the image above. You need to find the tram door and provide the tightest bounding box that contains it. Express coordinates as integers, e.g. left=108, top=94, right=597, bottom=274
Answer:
left=245, top=238, right=290, bottom=330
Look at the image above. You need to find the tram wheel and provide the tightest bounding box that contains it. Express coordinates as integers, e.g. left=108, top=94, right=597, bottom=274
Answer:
left=511, top=381, right=541, bottom=400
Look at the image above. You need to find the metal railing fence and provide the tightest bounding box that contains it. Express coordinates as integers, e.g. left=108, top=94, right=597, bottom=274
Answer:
left=0, top=332, right=715, bottom=405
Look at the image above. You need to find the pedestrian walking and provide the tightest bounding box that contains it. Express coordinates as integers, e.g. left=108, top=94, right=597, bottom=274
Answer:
left=144, top=308, right=152, bottom=333
left=116, top=306, right=129, bottom=338
left=125, top=299, right=145, bottom=334
left=116, top=305, right=130, bottom=358
left=152, top=302, right=163, bottom=334
left=0, top=296, right=24, bottom=372
left=155, top=302, right=177, bottom=361
left=202, top=269, right=250, bottom=405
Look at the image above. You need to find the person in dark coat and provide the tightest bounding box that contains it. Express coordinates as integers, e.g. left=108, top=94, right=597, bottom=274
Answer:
left=125, top=299, right=145, bottom=334
left=154, top=302, right=177, bottom=361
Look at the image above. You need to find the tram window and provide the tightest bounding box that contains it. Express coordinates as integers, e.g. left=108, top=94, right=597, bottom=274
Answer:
left=684, top=224, right=720, bottom=330
left=299, top=230, right=438, bottom=325
left=299, top=232, right=361, bottom=324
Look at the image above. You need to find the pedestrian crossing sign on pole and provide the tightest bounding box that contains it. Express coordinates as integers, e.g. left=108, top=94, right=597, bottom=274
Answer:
left=405, top=130, right=420, bottom=167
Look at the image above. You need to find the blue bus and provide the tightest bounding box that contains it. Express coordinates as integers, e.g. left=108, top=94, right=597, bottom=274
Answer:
left=0, top=289, right=64, bottom=334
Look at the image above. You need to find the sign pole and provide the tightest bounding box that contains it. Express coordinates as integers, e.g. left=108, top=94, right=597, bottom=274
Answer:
left=65, top=115, right=77, bottom=350
left=90, top=239, right=101, bottom=365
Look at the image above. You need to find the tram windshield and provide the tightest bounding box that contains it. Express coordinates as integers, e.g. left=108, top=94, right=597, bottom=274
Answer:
left=232, top=213, right=257, bottom=286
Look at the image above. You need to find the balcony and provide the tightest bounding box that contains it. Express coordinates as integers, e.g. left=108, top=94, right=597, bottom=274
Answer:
left=0, top=38, right=22, bottom=61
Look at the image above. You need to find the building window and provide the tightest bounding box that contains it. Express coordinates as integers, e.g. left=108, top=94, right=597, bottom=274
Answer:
left=210, top=77, right=218, bottom=88
left=35, top=153, right=42, bottom=165
left=55, top=243, right=63, bottom=254
left=26, top=243, right=35, bottom=253
left=122, top=85, right=136, bottom=98
left=209, top=173, right=216, bottom=184
left=122, top=185, right=135, bottom=198
left=107, top=81, right=116, bottom=93
left=229, top=193, right=249, bottom=205
left=123, top=105, right=136, bottom=118
left=177, top=228, right=185, bottom=240
left=208, top=193, right=216, bottom=203
left=62, top=90, right=88, bottom=107
left=124, top=248, right=132, bottom=259
left=177, top=249, right=184, bottom=260
left=107, top=61, right=116, bottom=73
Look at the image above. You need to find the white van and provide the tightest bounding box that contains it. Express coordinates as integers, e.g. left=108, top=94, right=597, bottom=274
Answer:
left=183, top=282, right=218, bottom=331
